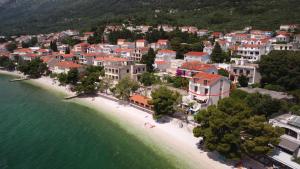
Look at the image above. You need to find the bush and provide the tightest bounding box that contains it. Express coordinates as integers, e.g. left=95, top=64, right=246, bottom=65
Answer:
left=264, top=84, right=285, bottom=92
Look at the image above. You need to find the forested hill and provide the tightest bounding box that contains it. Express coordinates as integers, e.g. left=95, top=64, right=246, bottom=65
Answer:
left=0, top=0, right=300, bottom=35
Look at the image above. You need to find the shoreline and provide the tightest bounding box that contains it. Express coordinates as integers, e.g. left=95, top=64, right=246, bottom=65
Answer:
left=0, top=70, right=234, bottom=169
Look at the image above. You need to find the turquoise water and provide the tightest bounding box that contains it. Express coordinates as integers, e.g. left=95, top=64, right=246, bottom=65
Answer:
left=0, top=75, right=177, bottom=169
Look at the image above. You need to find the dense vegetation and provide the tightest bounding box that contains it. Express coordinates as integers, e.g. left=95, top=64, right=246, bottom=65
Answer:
left=0, top=0, right=299, bottom=35
left=259, top=51, right=300, bottom=92
left=193, top=89, right=285, bottom=160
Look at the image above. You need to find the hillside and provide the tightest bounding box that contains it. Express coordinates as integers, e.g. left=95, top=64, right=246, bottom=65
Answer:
left=0, top=0, right=300, bottom=35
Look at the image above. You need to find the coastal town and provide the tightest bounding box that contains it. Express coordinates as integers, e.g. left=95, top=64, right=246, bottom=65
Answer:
left=1, top=23, right=300, bottom=169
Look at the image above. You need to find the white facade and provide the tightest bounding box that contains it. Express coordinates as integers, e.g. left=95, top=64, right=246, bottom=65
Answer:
left=185, top=72, right=231, bottom=110
left=184, top=52, right=210, bottom=63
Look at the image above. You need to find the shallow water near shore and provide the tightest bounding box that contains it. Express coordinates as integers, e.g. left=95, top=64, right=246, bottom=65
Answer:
left=0, top=74, right=178, bottom=169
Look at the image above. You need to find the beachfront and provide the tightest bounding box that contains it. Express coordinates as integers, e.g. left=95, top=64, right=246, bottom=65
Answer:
left=0, top=70, right=234, bottom=169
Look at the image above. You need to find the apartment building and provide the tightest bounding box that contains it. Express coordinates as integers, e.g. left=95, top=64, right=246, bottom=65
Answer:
left=93, top=57, right=146, bottom=82
left=184, top=72, right=231, bottom=111
left=229, top=58, right=261, bottom=85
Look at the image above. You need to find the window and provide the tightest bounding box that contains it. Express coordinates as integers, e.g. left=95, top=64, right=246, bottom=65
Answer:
left=239, top=70, right=243, bottom=74
left=127, top=69, right=130, bottom=73
left=194, top=86, right=198, bottom=92
left=246, top=70, right=250, bottom=75
left=233, top=69, right=237, bottom=73
left=205, top=89, right=209, bottom=95
left=285, top=128, right=297, bottom=139
left=204, top=80, right=208, bottom=85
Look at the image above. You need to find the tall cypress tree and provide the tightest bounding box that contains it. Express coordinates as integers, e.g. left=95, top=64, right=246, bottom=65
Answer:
left=211, top=42, right=223, bottom=63
left=141, top=48, right=155, bottom=72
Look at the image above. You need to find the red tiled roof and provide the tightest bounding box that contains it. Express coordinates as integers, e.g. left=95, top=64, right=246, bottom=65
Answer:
left=22, top=53, right=39, bottom=58
left=55, top=61, right=82, bottom=69
left=192, top=72, right=223, bottom=85
left=61, top=54, right=75, bottom=58
left=130, top=94, right=151, bottom=107
left=84, top=32, right=94, bottom=35
left=157, top=49, right=176, bottom=54
left=180, top=61, right=216, bottom=71
left=185, top=51, right=208, bottom=57
left=155, top=60, right=167, bottom=65
left=114, top=48, right=134, bottom=53
left=157, top=39, right=169, bottom=43
left=95, top=56, right=128, bottom=62
left=15, top=48, right=32, bottom=53
left=212, top=32, right=222, bottom=37
left=75, top=43, right=90, bottom=47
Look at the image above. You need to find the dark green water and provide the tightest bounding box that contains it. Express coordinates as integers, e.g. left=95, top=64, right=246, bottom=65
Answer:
left=0, top=75, right=176, bottom=169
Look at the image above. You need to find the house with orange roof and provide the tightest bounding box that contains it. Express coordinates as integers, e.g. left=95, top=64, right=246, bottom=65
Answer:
left=81, top=32, right=95, bottom=41
left=78, top=53, right=108, bottom=65
left=117, top=39, right=127, bottom=46
left=154, top=49, right=177, bottom=72
left=183, top=71, right=231, bottom=111
left=177, top=61, right=218, bottom=78
left=129, top=94, right=153, bottom=110
left=53, top=61, right=83, bottom=74
left=114, top=48, right=135, bottom=60
left=156, top=49, right=176, bottom=61
left=276, top=32, right=291, bottom=43
left=211, top=32, right=223, bottom=39
left=20, top=53, right=39, bottom=61
left=135, top=39, right=148, bottom=48
left=93, top=56, right=146, bottom=82
left=237, top=38, right=271, bottom=62
left=184, top=51, right=210, bottom=63
left=73, top=43, right=90, bottom=53
left=35, top=48, right=51, bottom=56
left=13, top=48, right=33, bottom=55
left=150, top=39, right=170, bottom=50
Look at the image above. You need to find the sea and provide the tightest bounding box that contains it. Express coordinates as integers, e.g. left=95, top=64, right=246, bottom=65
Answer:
left=0, top=74, right=177, bottom=169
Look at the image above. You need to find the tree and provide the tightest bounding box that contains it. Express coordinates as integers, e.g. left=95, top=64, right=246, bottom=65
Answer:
left=67, top=68, right=80, bottom=85
left=172, top=77, right=189, bottom=89
left=99, top=77, right=112, bottom=94
left=218, top=69, right=229, bottom=77
left=141, top=48, right=155, bottom=72
left=65, top=47, right=70, bottom=54
left=0, top=56, right=15, bottom=71
left=193, top=97, right=283, bottom=160
left=50, top=41, right=58, bottom=52
left=238, top=75, right=249, bottom=87
left=210, top=42, right=229, bottom=63
left=138, top=72, right=159, bottom=86
left=114, top=76, right=139, bottom=100
left=17, top=58, right=48, bottom=78
left=57, top=73, right=68, bottom=85
left=259, top=51, right=300, bottom=91
left=5, top=42, right=17, bottom=52
left=150, top=86, right=181, bottom=119
left=75, top=74, right=99, bottom=95
left=61, top=36, right=81, bottom=46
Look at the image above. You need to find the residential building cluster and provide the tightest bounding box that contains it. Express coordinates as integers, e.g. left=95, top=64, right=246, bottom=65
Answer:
left=0, top=24, right=299, bottom=112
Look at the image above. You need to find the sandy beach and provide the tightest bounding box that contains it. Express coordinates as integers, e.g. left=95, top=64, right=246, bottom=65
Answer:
left=0, top=70, right=234, bottom=169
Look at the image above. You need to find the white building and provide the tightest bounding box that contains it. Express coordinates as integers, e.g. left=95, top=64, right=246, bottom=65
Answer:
left=237, top=38, right=270, bottom=62
left=183, top=72, right=231, bottom=111
left=269, top=114, right=300, bottom=169
left=53, top=61, right=83, bottom=74
left=229, top=58, right=261, bottom=85
left=184, top=51, right=210, bottom=63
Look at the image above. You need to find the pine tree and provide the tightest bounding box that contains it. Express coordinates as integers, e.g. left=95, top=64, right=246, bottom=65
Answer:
left=141, top=48, right=155, bottom=72
left=211, top=42, right=223, bottom=63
